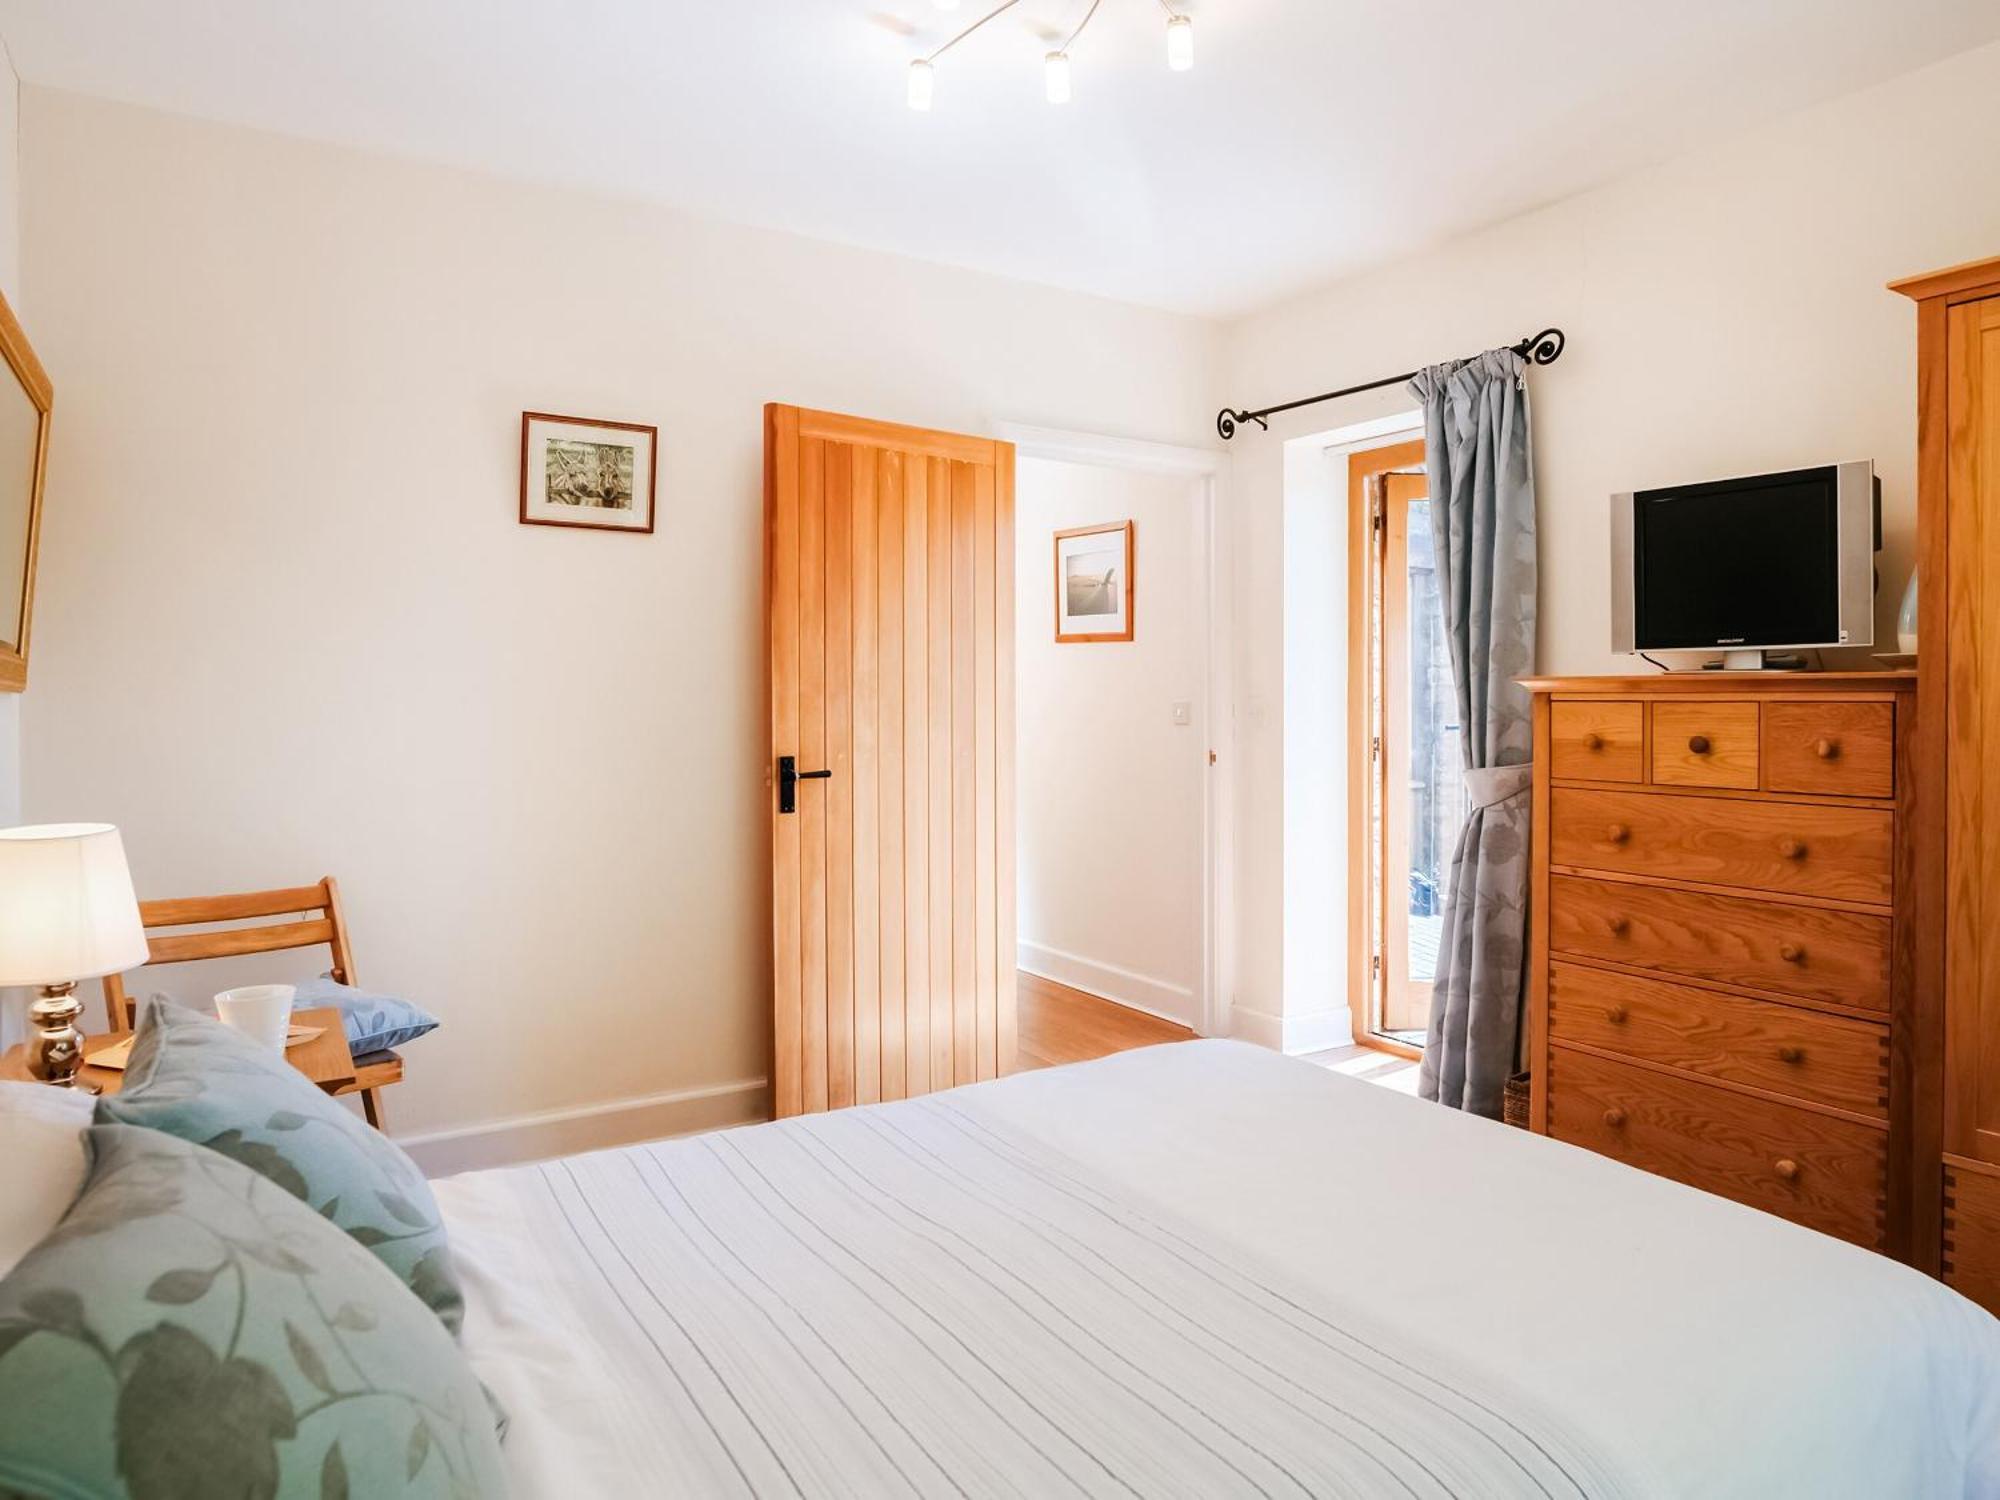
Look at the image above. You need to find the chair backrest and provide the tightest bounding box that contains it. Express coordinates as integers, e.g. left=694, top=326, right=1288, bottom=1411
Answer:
left=104, top=877, right=356, bottom=1031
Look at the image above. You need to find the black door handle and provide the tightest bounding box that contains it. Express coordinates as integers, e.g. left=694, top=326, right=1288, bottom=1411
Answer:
left=777, top=755, right=833, bottom=814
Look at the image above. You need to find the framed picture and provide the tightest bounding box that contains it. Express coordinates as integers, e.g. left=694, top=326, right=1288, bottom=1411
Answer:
left=1054, top=520, right=1134, bottom=643
left=519, top=411, right=658, bottom=533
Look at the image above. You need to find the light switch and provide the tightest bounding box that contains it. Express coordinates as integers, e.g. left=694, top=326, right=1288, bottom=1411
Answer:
left=1171, top=701, right=1192, bottom=726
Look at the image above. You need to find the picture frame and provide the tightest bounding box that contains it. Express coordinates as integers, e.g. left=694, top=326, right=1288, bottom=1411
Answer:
left=519, top=411, right=658, bottom=534
left=1053, top=520, right=1135, bottom=643
left=0, top=284, right=52, bottom=691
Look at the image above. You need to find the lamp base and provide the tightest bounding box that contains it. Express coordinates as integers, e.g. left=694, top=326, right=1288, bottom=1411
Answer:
left=26, top=981, right=99, bottom=1094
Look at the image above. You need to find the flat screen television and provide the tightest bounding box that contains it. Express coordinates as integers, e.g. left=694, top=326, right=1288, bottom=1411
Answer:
left=1610, top=462, right=1878, bottom=669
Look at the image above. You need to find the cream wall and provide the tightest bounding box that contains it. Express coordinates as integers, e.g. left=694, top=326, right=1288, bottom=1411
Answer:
left=22, top=34, right=2000, bottom=1132
left=18, top=88, right=1219, bottom=1152
left=0, top=37, right=20, bottom=830
left=1221, top=37, right=2000, bottom=1040
left=0, top=37, right=22, bottom=1056
left=1014, top=457, right=1205, bottom=1027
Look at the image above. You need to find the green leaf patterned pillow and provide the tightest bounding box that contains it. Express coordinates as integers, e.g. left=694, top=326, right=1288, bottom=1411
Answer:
left=0, top=1124, right=505, bottom=1499
left=97, top=999, right=463, bottom=1337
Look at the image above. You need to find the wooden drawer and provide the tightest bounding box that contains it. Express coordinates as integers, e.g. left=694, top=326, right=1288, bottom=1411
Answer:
left=1551, top=700, right=1643, bottom=782
left=1549, top=787, right=1894, bottom=904
left=1651, top=702, right=1760, bottom=788
left=1547, top=1046, right=1886, bottom=1247
left=1764, top=702, right=1895, bottom=799
left=1547, top=962, right=1889, bottom=1118
left=1548, top=874, right=1891, bottom=1011
left=1944, top=1163, right=2000, bottom=1318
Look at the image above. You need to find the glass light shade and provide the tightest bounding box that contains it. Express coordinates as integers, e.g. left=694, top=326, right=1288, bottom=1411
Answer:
left=1045, top=51, right=1072, bottom=104
left=1897, top=566, right=1919, bottom=654
left=0, top=823, right=148, bottom=986
left=907, top=59, right=935, bottom=111
left=1166, top=15, right=1193, bottom=71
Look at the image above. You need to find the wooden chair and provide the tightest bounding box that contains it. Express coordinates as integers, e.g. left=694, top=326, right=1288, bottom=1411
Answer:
left=102, top=877, right=405, bottom=1129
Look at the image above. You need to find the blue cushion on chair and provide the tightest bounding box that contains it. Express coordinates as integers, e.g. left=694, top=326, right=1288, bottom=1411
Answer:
left=292, top=976, right=440, bottom=1055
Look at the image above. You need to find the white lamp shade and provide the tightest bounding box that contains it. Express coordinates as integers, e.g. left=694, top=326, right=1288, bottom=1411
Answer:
left=0, top=824, right=148, bottom=986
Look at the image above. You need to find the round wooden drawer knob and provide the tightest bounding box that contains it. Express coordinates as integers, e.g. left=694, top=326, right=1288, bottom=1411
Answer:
left=1603, top=1108, right=1627, bottom=1128
left=1778, top=838, right=1807, bottom=861
left=1606, top=1005, right=1629, bottom=1024
left=1606, top=823, right=1630, bottom=845
left=1774, top=1158, right=1801, bottom=1181
left=1608, top=916, right=1630, bottom=936
left=1816, top=738, right=1840, bottom=760
left=1777, top=1045, right=1806, bottom=1064
left=1582, top=732, right=1604, bottom=750
left=1688, top=735, right=1712, bottom=754
left=1779, top=942, right=1805, bottom=964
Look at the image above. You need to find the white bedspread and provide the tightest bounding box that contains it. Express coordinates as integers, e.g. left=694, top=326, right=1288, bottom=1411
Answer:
left=433, top=1041, right=2000, bottom=1497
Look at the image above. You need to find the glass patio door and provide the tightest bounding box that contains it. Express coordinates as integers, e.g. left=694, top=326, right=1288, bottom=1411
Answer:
left=1374, top=466, right=1464, bottom=1042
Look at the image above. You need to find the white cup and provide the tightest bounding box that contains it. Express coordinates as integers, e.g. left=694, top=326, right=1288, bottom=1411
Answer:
left=214, top=984, right=295, bottom=1053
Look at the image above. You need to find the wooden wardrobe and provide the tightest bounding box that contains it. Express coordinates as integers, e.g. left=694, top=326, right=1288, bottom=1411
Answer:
left=1894, top=256, right=2000, bottom=1308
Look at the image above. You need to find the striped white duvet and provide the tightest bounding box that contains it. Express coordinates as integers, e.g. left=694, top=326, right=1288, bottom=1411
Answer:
left=434, top=1042, right=2000, bottom=1498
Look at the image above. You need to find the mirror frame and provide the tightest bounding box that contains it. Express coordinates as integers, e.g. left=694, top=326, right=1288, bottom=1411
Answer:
left=0, top=284, right=50, bottom=692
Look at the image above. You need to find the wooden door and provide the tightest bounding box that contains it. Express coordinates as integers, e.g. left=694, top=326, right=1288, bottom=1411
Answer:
left=766, top=405, right=1015, bottom=1117
left=1348, top=440, right=1445, bottom=1046
left=1945, top=295, right=2000, bottom=1165
left=1379, top=470, right=1439, bottom=1035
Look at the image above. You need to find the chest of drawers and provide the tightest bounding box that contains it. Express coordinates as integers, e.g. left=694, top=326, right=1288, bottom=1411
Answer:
left=1525, top=674, right=1918, bottom=1259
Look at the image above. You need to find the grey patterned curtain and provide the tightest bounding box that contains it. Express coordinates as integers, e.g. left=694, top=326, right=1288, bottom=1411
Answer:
left=1410, top=349, right=1537, bottom=1117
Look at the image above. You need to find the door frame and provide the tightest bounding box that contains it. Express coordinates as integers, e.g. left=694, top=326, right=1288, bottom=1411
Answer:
left=1344, top=435, right=1429, bottom=1059
left=997, top=422, right=1229, bottom=1039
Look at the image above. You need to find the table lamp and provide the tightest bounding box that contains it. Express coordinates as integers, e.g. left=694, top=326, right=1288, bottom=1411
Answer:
left=0, top=823, right=148, bottom=1091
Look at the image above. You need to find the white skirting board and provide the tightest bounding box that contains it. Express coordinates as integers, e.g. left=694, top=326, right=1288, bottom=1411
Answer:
left=1016, top=940, right=1197, bottom=1030
left=398, top=1076, right=770, bottom=1178
left=1228, top=1002, right=1353, bottom=1057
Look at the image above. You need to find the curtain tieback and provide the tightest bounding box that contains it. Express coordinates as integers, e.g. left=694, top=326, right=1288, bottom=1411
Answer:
left=1463, top=764, right=1531, bottom=810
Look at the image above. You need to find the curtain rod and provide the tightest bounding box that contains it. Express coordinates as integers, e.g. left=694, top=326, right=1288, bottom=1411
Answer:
left=1214, top=328, right=1567, bottom=441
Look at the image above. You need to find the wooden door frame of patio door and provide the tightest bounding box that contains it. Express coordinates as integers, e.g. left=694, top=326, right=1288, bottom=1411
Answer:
left=996, top=422, right=1230, bottom=1039
left=1346, top=437, right=1428, bottom=1061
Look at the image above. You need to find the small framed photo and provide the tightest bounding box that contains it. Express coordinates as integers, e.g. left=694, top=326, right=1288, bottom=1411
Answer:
left=1054, top=520, right=1135, bottom=643
left=519, top=412, right=657, bottom=533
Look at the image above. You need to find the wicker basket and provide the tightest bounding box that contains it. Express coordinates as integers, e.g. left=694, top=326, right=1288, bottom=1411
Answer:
left=1502, top=1071, right=1532, bottom=1130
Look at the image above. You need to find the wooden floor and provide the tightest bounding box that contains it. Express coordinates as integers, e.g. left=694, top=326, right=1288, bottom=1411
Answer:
left=1013, top=972, right=1194, bottom=1071
left=1012, top=972, right=1420, bottom=1093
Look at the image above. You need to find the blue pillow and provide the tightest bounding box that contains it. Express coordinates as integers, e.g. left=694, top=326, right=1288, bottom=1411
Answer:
left=293, top=976, right=439, bottom=1056
left=0, top=1124, right=506, bottom=1498
left=98, top=999, right=464, bottom=1337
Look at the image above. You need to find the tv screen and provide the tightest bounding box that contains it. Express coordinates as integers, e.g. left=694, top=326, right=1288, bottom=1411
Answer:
left=1632, top=467, right=1841, bottom=650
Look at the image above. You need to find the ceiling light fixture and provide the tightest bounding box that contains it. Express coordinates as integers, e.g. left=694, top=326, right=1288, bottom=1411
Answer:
left=908, top=0, right=1193, bottom=112
left=1044, top=50, right=1072, bottom=104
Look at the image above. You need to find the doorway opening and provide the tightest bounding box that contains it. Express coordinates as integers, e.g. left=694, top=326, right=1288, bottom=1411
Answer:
left=1003, top=430, right=1221, bottom=1068
left=1348, top=438, right=1460, bottom=1054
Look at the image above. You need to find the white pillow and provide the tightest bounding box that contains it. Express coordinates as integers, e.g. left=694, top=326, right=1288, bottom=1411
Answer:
left=0, top=1080, right=95, bottom=1277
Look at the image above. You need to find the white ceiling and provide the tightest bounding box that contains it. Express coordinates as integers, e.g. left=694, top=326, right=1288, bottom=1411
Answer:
left=3, top=1, right=1996, bottom=317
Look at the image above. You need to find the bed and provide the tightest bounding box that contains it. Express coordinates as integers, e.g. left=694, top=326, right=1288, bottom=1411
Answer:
left=435, top=1040, right=2000, bottom=1497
